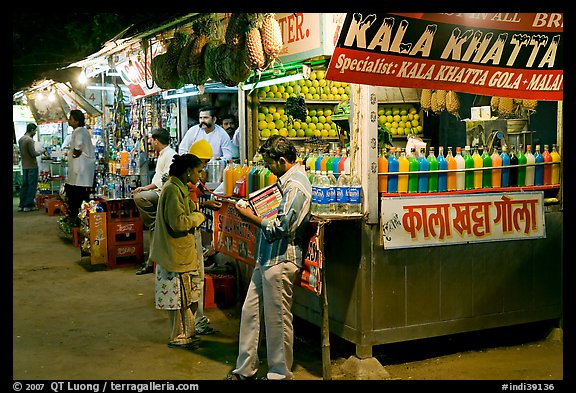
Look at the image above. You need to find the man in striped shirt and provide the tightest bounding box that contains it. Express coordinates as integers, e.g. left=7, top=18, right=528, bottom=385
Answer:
left=229, top=135, right=312, bottom=381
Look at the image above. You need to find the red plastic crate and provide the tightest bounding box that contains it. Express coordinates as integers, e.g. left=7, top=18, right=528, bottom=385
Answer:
left=204, top=274, right=236, bottom=308
left=46, top=198, right=66, bottom=216
left=104, top=199, right=140, bottom=222
left=106, top=242, right=143, bottom=269
left=106, top=219, right=143, bottom=246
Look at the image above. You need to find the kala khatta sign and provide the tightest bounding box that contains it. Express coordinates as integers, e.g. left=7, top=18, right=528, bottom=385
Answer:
left=326, top=13, right=562, bottom=100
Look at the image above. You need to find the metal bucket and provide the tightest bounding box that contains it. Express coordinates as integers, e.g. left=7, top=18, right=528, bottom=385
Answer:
left=206, top=159, right=226, bottom=183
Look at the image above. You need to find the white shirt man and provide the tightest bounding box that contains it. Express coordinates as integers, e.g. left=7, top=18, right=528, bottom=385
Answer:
left=178, top=106, right=234, bottom=161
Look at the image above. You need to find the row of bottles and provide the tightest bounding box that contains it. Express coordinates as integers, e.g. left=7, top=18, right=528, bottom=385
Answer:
left=310, top=169, right=362, bottom=216
left=94, top=173, right=140, bottom=200
left=379, top=143, right=561, bottom=193
left=222, top=160, right=278, bottom=198
left=302, top=147, right=350, bottom=180
left=107, top=137, right=141, bottom=177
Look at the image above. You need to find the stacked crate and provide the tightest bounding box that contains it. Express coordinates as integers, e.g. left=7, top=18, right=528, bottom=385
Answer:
left=105, top=199, right=143, bottom=269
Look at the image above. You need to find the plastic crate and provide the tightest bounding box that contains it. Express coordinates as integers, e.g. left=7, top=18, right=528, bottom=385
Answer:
left=106, top=242, right=143, bottom=269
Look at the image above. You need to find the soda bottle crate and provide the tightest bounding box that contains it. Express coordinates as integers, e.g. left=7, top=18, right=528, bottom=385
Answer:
left=204, top=274, right=236, bottom=309
left=106, top=242, right=143, bottom=269
left=46, top=198, right=66, bottom=216
left=36, top=193, right=57, bottom=209
left=104, top=199, right=141, bottom=222
left=106, top=219, right=143, bottom=247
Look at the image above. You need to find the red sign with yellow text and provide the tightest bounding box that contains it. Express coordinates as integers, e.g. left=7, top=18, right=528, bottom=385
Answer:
left=326, top=13, right=563, bottom=100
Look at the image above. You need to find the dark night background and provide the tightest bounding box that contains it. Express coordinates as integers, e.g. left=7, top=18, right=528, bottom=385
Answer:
left=12, top=13, right=190, bottom=94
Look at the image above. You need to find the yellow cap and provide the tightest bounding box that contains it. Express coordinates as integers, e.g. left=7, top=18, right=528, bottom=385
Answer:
left=188, top=139, right=213, bottom=160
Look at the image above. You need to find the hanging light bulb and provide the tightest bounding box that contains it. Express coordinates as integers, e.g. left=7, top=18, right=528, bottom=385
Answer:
left=78, top=69, right=87, bottom=84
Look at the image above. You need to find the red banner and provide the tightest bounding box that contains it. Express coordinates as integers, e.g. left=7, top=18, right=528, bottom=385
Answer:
left=326, top=13, right=563, bottom=100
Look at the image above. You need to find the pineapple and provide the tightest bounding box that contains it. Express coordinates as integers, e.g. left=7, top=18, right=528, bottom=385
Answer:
left=498, top=97, right=516, bottom=116
left=225, top=13, right=248, bottom=49
left=435, top=90, right=447, bottom=111
left=246, top=26, right=265, bottom=70
left=522, top=99, right=538, bottom=111
left=490, top=96, right=500, bottom=112
left=446, top=90, right=460, bottom=117
left=430, top=90, right=441, bottom=114
left=261, top=13, right=283, bottom=60
left=420, top=89, right=432, bottom=112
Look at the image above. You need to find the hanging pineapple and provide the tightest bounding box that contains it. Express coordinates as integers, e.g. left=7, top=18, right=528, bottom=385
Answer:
left=420, top=89, right=432, bottom=112
left=246, top=14, right=266, bottom=71
left=490, top=96, right=500, bottom=112
left=522, top=99, right=538, bottom=111
left=435, top=90, right=447, bottom=111
left=497, top=97, right=516, bottom=117
left=261, top=13, right=283, bottom=61
left=430, top=90, right=441, bottom=114
left=225, top=13, right=248, bottom=49
left=446, top=90, right=460, bottom=117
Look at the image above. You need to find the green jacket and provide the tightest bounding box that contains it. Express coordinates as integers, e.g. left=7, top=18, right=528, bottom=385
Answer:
left=150, top=176, right=205, bottom=273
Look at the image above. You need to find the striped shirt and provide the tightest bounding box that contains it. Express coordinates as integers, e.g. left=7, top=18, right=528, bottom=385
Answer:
left=255, top=163, right=312, bottom=268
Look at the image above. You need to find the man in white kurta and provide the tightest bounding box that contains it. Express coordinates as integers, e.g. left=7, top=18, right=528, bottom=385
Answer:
left=64, top=110, right=96, bottom=226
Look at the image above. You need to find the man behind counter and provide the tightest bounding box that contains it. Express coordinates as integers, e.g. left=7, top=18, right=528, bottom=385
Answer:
left=178, top=106, right=234, bottom=161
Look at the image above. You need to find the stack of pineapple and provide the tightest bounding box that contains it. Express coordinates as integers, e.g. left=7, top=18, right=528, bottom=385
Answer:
left=420, top=89, right=460, bottom=117
left=150, top=13, right=283, bottom=89
left=490, top=96, right=538, bottom=118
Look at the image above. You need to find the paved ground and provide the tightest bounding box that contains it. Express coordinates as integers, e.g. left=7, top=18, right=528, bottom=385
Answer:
left=11, top=196, right=567, bottom=388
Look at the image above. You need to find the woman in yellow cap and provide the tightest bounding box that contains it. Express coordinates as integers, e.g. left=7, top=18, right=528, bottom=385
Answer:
left=187, top=139, right=222, bottom=335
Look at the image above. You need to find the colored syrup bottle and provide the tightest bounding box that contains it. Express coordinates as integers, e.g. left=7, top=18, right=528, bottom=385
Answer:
left=491, top=148, right=502, bottom=188
left=427, top=146, right=438, bottom=192
left=542, top=145, right=553, bottom=185
left=437, top=146, right=448, bottom=192
left=472, top=145, right=483, bottom=189
left=267, top=170, right=276, bottom=186
left=306, top=152, right=316, bottom=173
left=397, top=149, right=409, bottom=193
left=320, top=152, right=331, bottom=173
left=387, top=148, right=399, bottom=193
left=524, top=145, right=535, bottom=186
left=509, top=145, right=519, bottom=187
left=408, top=148, right=419, bottom=193
left=550, top=144, right=561, bottom=184
left=517, top=144, right=527, bottom=187
left=338, top=148, right=348, bottom=175
left=534, top=145, right=544, bottom=186
left=378, top=148, right=388, bottom=193
left=500, top=145, right=511, bottom=187
left=481, top=146, right=492, bottom=188
left=463, top=146, right=475, bottom=190
left=331, top=151, right=341, bottom=179
left=454, top=147, right=466, bottom=191
left=417, top=147, right=429, bottom=193
left=247, top=162, right=256, bottom=193
left=315, top=153, right=324, bottom=173
left=446, top=147, right=457, bottom=191
left=224, top=161, right=236, bottom=196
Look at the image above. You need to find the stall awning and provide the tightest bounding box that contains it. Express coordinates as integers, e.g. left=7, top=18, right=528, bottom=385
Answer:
left=326, top=13, right=563, bottom=100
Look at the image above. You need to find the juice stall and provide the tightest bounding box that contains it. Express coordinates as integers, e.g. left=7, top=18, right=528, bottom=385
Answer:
left=288, top=12, right=563, bottom=376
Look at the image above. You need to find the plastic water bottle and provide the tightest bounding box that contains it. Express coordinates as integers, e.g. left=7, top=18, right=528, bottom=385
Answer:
left=348, top=171, right=362, bottom=214
left=316, top=170, right=330, bottom=215
left=327, top=170, right=337, bottom=214
left=336, top=169, right=349, bottom=214
left=310, top=170, right=318, bottom=214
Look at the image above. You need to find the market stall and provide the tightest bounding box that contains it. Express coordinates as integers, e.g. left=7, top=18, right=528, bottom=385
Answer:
left=283, top=12, right=564, bottom=375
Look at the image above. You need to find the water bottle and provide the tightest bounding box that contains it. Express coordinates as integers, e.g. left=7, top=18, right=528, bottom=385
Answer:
left=348, top=171, right=362, bottom=214
left=336, top=169, right=349, bottom=214
left=310, top=170, right=318, bottom=214
left=316, top=171, right=330, bottom=215
left=327, top=170, right=337, bottom=214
